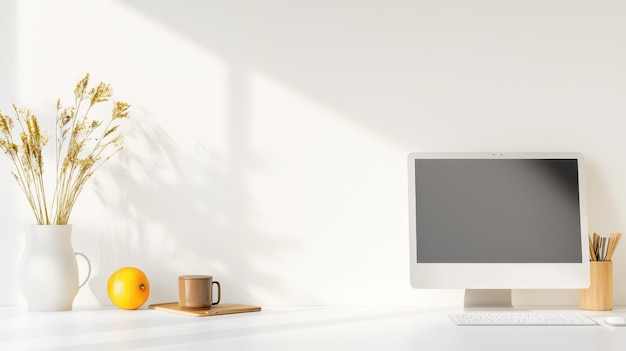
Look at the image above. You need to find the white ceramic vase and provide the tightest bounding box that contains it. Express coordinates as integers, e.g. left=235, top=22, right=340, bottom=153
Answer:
left=18, top=225, right=91, bottom=311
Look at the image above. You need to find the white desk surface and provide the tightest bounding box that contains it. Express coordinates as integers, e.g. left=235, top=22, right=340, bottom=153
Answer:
left=1, top=305, right=625, bottom=351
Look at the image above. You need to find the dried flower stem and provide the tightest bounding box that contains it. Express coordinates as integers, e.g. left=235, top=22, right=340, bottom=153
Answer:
left=0, top=73, right=129, bottom=225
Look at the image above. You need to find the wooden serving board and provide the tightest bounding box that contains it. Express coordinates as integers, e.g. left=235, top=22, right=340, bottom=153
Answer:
left=148, top=302, right=261, bottom=317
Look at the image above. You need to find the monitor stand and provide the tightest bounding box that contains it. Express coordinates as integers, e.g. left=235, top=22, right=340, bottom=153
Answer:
left=464, top=289, right=513, bottom=309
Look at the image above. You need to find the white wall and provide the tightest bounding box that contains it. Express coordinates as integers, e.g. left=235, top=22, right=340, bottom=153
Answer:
left=1, top=0, right=626, bottom=308
left=0, top=0, right=18, bottom=305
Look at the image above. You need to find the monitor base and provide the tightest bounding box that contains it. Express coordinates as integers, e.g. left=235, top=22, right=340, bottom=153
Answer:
left=464, top=289, right=513, bottom=309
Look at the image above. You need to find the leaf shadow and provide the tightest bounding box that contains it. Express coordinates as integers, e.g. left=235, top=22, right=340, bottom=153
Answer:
left=87, top=115, right=312, bottom=306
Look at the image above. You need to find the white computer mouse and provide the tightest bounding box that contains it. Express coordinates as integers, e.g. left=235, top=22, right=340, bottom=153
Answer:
left=604, top=316, right=626, bottom=327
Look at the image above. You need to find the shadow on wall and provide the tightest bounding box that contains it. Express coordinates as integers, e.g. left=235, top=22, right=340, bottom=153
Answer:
left=116, top=0, right=435, bottom=147
left=87, top=1, right=338, bottom=306
left=87, top=114, right=311, bottom=306
left=115, top=0, right=626, bottom=151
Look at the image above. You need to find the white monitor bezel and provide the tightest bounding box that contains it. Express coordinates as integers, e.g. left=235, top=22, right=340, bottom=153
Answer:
left=408, top=152, right=590, bottom=290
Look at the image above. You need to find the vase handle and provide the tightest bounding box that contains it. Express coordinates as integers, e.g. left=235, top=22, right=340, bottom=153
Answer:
left=75, top=252, right=92, bottom=289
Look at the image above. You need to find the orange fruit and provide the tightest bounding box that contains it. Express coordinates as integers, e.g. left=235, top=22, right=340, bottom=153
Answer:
left=107, top=267, right=150, bottom=310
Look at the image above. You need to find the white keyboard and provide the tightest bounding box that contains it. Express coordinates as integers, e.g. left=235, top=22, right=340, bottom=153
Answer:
left=449, top=312, right=598, bottom=326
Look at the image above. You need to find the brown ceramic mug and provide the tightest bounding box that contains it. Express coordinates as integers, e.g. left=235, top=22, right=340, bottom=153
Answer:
left=178, top=275, right=221, bottom=309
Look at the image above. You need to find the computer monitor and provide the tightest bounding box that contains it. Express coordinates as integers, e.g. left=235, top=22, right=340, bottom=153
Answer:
left=408, top=152, right=590, bottom=308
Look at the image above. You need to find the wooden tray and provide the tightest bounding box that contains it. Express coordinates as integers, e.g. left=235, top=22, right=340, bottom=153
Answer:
left=149, top=302, right=261, bottom=317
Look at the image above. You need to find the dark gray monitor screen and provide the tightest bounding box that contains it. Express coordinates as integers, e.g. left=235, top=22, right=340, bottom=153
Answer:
left=414, top=159, right=582, bottom=263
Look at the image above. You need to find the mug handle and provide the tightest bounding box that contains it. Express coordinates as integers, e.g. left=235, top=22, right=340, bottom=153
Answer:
left=75, top=252, right=92, bottom=289
left=212, top=281, right=221, bottom=305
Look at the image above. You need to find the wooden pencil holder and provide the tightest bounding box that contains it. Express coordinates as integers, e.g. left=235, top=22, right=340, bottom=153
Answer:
left=580, top=261, right=613, bottom=311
